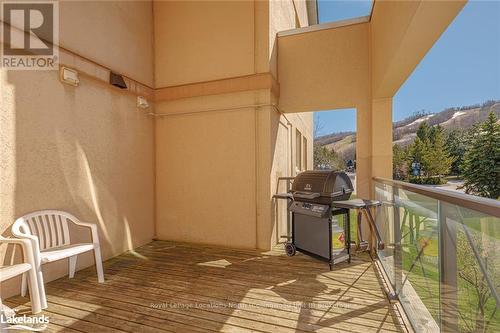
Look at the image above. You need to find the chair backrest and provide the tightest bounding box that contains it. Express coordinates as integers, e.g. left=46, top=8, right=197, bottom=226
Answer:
left=12, top=210, right=80, bottom=251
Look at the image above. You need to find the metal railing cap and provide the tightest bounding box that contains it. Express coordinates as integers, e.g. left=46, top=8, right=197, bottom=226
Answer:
left=373, top=177, right=500, bottom=218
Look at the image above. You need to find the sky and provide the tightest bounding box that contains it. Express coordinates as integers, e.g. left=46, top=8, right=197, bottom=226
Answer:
left=314, top=0, right=500, bottom=137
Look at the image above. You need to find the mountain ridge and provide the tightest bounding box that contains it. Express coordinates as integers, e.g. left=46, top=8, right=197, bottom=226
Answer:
left=314, top=100, right=500, bottom=161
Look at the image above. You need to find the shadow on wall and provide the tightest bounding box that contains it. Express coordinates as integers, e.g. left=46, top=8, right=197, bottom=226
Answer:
left=0, top=69, right=155, bottom=298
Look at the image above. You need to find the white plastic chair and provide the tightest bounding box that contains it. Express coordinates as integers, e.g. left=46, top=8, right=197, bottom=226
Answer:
left=11, top=210, right=104, bottom=309
left=0, top=236, right=42, bottom=314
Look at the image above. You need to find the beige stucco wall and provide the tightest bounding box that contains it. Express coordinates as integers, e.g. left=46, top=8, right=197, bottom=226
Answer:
left=269, top=0, right=314, bottom=245
left=0, top=1, right=155, bottom=298
left=154, top=0, right=255, bottom=87
left=60, top=1, right=154, bottom=87
left=154, top=0, right=313, bottom=250
left=278, top=23, right=370, bottom=113
left=154, top=92, right=258, bottom=248
left=277, top=22, right=371, bottom=198
left=153, top=1, right=261, bottom=248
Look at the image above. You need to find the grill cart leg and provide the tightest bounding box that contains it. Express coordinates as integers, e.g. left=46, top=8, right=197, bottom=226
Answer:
left=346, top=209, right=351, bottom=264
left=365, top=206, right=385, bottom=250
left=284, top=198, right=293, bottom=242
left=362, top=209, right=376, bottom=255
left=357, top=209, right=369, bottom=251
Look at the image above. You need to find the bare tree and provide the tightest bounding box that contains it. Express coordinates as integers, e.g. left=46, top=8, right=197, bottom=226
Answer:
left=314, top=115, right=325, bottom=139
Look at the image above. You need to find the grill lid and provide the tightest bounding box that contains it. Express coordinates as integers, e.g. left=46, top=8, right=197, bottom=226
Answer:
left=291, top=170, right=353, bottom=200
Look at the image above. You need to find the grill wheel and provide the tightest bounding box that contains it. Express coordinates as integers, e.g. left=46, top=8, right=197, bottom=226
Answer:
left=284, top=242, right=296, bottom=256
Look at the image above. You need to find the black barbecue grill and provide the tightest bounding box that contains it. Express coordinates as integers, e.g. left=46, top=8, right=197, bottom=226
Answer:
left=291, top=170, right=353, bottom=204
left=280, top=170, right=355, bottom=269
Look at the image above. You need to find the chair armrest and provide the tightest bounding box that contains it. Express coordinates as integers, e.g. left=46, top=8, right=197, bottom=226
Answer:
left=0, top=236, right=37, bottom=267
left=0, top=236, right=31, bottom=248
left=3, top=233, right=41, bottom=255
left=70, top=220, right=95, bottom=228
left=68, top=220, right=101, bottom=246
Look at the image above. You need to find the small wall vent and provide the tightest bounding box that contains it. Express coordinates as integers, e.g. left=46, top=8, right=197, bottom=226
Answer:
left=110, top=71, right=127, bottom=89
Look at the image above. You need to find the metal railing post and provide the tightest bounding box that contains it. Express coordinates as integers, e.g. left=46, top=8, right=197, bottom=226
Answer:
left=392, top=186, right=403, bottom=298
left=438, top=201, right=458, bottom=332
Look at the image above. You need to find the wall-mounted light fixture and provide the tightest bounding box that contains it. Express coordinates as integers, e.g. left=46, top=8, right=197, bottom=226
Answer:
left=137, top=96, right=149, bottom=109
left=59, top=66, right=79, bottom=86
left=110, top=71, right=127, bottom=89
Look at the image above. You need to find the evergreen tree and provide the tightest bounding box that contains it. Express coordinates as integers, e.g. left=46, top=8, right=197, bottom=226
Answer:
left=423, top=125, right=452, bottom=177
left=445, top=129, right=467, bottom=175
left=409, top=137, right=427, bottom=163
left=461, top=112, right=500, bottom=199
left=408, top=137, right=428, bottom=176
left=417, top=122, right=431, bottom=142
left=393, top=144, right=409, bottom=180
left=428, top=124, right=442, bottom=145
left=408, top=123, right=453, bottom=181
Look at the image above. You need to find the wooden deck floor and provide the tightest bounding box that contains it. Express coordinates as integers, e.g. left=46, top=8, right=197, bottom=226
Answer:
left=6, top=241, right=409, bottom=333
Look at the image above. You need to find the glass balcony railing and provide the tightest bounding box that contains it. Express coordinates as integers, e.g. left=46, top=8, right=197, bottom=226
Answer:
left=373, top=177, right=500, bottom=333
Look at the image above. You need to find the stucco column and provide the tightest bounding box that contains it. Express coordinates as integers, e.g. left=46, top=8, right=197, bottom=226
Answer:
left=355, top=101, right=372, bottom=250
left=371, top=97, right=393, bottom=187
left=256, top=104, right=273, bottom=250
left=356, top=98, right=392, bottom=249
left=356, top=101, right=372, bottom=200
left=357, top=98, right=393, bottom=198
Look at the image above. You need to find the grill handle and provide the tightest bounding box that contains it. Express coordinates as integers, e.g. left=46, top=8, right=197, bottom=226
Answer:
left=293, top=191, right=320, bottom=200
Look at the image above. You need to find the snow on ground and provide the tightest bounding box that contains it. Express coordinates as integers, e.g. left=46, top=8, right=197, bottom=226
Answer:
left=441, top=110, right=474, bottom=127
left=450, top=111, right=466, bottom=119
left=405, top=114, right=434, bottom=127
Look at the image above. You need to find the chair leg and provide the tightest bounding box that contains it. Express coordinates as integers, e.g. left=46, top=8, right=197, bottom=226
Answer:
left=27, top=268, right=42, bottom=314
left=36, top=267, right=48, bottom=309
left=93, top=246, right=104, bottom=283
left=69, top=255, right=77, bottom=278
left=20, top=272, right=27, bottom=297
left=0, top=298, right=8, bottom=331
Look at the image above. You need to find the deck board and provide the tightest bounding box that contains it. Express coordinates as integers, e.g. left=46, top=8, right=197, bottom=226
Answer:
left=5, top=240, right=409, bottom=332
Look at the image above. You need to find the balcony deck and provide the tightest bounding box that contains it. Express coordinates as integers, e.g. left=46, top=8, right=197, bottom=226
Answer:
left=5, top=241, right=409, bottom=332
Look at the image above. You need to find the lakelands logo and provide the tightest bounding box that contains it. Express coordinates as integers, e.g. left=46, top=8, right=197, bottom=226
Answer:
left=1, top=313, right=49, bottom=331
left=1, top=0, right=59, bottom=70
